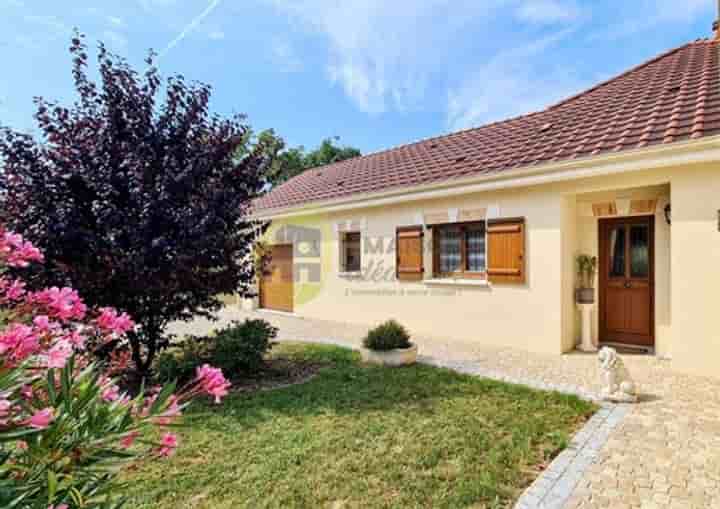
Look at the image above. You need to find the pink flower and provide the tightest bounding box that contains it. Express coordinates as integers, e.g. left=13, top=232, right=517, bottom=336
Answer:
left=1, top=279, right=27, bottom=301
left=16, top=440, right=28, bottom=450
left=0, top=324, right=40, bottom=363
left=28, top=408, right=53, bottom=429
left=0, top=399, right=12, bottom=424
left=1, top=232, right=43, bottom=267
left=155, top=395, right=182, bottom=426
left=195, top=364, right=231, bottom=404
left=20, top=385, right=33, bottom=400
left=48, top=505, right=68, bottom=509
left=119, top=431, right=139, bottom=449
left=45, top=340, right=73, bottom=369
left=101, top=384, right=120, bottom=402
left=63, top=330, right=86, bottom=349
left=32, top=315, right=53, bottom=333
left=31, top=287, right=87, bottom=321
left=96, top=307, right=135, bottom=336
left=157, top=432, right=178, bottom=457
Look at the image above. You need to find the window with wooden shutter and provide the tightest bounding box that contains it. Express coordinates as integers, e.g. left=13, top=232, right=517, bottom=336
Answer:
left=396, top=227, right=424, bottom=281
left=487, top=218, right=525, bottom=284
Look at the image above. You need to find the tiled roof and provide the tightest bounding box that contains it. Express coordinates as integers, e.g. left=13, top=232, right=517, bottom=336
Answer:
left=255, top=39, right=720, bottom=213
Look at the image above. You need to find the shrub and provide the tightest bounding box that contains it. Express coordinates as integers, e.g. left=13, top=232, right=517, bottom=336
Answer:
left=154, top=337, right=209, bottom=385
left=211, top=320, right=278, bottom=375
left=362, top=320, right=412, bottom=351
left=0, top=228, right=231, bottom=508
left=154, top=320, right=277, bottom=383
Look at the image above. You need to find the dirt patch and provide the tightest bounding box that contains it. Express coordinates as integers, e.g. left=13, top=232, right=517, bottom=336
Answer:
left=229, top=357, right=326, bottom=394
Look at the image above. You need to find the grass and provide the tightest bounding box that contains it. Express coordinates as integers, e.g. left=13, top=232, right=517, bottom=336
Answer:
left=126, top=342, right=596, bottom=509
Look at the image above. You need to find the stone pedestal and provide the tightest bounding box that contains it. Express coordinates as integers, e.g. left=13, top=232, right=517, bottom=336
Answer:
left=577, top=303, right=597, bottom=352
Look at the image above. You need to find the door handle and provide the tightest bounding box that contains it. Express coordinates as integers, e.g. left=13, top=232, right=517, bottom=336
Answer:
left=624, top=282, right=632, bottom=289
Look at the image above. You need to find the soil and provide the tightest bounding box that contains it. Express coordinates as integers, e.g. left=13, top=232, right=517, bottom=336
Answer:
left=229, top=357, right=326, bottom=394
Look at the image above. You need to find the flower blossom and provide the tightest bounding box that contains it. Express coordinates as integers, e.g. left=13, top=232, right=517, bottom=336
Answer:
left=0, top=324, right=40, bottom=364
left=157, top=432, right=178, bottom=457
left=0, top=231, right=44, bottom=267
left=32, top=287, right=87, bottom=321
left=28, top=408, right=54, bottom=429
left=96, top=307, right=135, bottom=336
left=195, top=364, right=231, bottom=404
left=0, top=278, right=27, bottom=301
left=45, top=340, right=73, bottom=369
left=101, top=384, right=120, bottom=402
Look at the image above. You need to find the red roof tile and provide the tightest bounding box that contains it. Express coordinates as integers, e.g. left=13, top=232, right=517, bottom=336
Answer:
left=256, top=39, right=720, bottom=213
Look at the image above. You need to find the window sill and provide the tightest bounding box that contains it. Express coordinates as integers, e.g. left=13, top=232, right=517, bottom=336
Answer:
left=423, top=278, right=491, bottom=287
left=338, top=271, right=363, bottom=279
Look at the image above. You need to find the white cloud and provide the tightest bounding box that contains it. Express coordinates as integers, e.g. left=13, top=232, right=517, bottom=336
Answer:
left=267, top=0, right=504, bottom=113
left=515, top=0, right=581, bottom=24
left=447, top=29, right=589, bottom=131
left=271, top=39, right=303, bottom=72
left=208, top=30, right=225, bottom=40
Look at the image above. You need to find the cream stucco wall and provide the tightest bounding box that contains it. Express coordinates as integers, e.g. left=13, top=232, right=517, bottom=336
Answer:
left=262, top=162, right=720, bottom=378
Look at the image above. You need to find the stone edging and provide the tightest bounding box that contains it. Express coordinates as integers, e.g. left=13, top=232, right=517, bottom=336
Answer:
left=514, top=403, right=631, bottom=509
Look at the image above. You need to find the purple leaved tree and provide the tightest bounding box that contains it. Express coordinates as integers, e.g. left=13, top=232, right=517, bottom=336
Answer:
left=0, top=33, right=269, bottom=377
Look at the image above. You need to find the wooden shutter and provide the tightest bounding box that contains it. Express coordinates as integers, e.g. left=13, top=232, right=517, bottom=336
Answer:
left=396, top=227, right=424, bottom=281
left=487, top=219, right=525, bottom=284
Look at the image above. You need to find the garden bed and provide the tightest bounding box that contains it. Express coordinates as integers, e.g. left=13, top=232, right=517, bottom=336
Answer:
left=127, top=342, right=596, bottom=509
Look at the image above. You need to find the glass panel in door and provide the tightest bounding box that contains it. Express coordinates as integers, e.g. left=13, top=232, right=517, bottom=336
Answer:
left=630, top=225, right=650, bottom=278
left=608, top=226, right=626, bottom=278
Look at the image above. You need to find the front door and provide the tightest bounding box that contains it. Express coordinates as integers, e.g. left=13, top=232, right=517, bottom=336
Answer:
left=599, top=216, right=654, bottom=347
left=259, top=245, right=294, bottom=313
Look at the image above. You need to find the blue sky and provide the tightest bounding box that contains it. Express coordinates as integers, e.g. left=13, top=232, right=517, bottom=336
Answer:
left=0, top=0, right=716, bottom=154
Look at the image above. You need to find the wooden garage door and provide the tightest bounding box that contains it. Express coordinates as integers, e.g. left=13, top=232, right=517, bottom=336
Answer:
left=259, top=245, right=293, bottom=312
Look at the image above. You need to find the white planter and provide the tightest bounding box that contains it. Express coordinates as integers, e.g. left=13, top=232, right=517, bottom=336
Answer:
left=360, top=343, right=418, bottom=366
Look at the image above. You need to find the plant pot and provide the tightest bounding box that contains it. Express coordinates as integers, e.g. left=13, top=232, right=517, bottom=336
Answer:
left=359, top=343, right=418, bottom=366
left=575, top=288, right=595, bottom=304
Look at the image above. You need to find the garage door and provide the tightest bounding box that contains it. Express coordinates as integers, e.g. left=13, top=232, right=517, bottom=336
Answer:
left=259, top=244, right=293, bottom=312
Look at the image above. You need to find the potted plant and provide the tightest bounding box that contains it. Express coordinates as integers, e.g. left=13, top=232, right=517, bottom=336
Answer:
left=360, top=319, right=418, bottom=366
left=575, top=254, right=597, bottom=304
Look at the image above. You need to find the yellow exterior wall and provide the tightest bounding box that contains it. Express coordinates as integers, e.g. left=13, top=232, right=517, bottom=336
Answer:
left=670, top=165, right=720, bottom=376
left=263, top=162, right=720, bottom=377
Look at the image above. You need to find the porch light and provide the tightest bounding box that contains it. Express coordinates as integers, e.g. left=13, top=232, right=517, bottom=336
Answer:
left=664, top=203, right=671, bottom=225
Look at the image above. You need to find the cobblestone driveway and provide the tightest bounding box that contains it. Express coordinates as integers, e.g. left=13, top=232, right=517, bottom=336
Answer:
left=170, top=308, right=720, bottom=509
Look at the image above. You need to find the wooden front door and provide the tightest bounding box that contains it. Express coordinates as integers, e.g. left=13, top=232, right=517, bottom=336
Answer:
left=599, top=216, right=654, bottom=347
left=259, top=245, right=293, bottom=312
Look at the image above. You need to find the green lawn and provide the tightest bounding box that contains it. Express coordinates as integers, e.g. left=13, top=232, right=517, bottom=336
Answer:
left=127, top=343, right=595, bottom=509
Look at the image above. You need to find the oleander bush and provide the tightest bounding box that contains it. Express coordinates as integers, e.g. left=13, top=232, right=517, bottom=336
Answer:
left=0, top=228, right=230, bottom=509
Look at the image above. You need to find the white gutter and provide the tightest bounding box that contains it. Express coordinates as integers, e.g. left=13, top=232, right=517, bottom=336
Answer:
left=256, top=136, right=720, bottom=220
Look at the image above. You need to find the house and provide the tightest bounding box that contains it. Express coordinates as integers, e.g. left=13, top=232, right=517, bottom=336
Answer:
left=252, top=32, right=720, bottom=379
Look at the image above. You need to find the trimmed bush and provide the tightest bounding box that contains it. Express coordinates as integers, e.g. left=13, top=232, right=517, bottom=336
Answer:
left=211, top=319, right=278, bottom=374
left=362, top=320, right=412, bottom=351
left=154, top=319, right=278, bottom=383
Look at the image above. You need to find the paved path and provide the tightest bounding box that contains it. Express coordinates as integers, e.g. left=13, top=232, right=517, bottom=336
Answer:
left=170, top=308, right=720, bottom=509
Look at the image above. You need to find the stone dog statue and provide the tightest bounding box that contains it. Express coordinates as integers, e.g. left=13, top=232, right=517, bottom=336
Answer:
left=598, top=347, right=638, bottom=403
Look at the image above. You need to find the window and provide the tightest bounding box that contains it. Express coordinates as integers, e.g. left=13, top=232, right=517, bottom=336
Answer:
left=341, top=232, right=361, bottom=272
left=433, top=222, right=487, bottom=278
left=431, top=218, right=525, bottom=284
